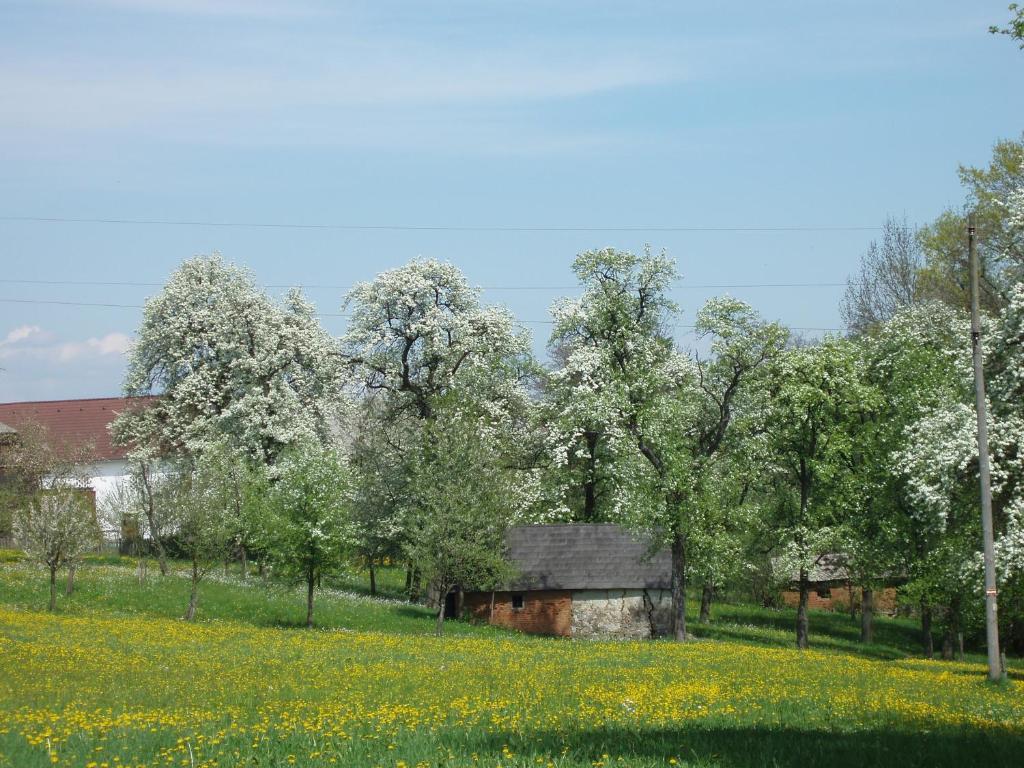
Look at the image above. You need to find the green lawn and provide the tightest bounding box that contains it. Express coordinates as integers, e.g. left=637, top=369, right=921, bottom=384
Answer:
left=0, top=556, right=499, bottom=636
left=0, top=559, right=1022, bottom=768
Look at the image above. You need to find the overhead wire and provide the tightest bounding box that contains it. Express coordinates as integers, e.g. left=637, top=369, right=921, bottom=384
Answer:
left=0, top=297, right=847, bottom=332
left=0, top=278, right=856, bottom=290
left=0, top=215, right=882, bottom=233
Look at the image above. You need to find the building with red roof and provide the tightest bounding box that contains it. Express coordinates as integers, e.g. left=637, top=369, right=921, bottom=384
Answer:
left=0, top=396, right=155, bottom=515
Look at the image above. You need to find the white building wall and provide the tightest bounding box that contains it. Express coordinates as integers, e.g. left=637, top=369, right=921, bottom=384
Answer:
left=87, top=459, right=131, bottom=513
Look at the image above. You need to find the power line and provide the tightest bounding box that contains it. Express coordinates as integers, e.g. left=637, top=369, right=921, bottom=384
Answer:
left=0, top=297, right=847, bottom=332
left=0, top=277, right=855, bottom=291
left=0, top=215, right=881, bottom=233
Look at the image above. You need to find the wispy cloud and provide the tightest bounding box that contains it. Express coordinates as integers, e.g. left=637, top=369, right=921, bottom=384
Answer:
left=1, top=325, right=47, bottom=345
left=53, top=333, right=133, bottom=362
left=1, top=52, right=684, bottom=132
left=49, top=0, right=323, bottom=18
left=0, top=327, right=131, bottom=363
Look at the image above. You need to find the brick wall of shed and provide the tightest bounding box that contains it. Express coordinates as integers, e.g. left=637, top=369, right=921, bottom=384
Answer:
left=464, top=590, right=572, bottom=636
left=781, top=584, right=899, bottom=615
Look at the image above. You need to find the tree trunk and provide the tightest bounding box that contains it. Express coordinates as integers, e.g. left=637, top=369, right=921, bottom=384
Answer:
left=435, top=593, right=446, bottom=636
left=860, top=587, right=874, bottom=643
left=240, top=545, right=248, bottom=580
left=184, top=558, right=199, bottom=621
left=847, top=583, right=857, bottom=619
left=405, top=564, right=413, bottom=595
left=140, top=462, right=169, bottom=576
left=369, top=561, right=377, bottom=596
left=65, top=564, right=76, bottom=596
left=583, top=432, right=598, bottom=522
left=489, top=590, right=496, bottom=623
left=150, top=529, right=169, bottom=575
left=942, top=629, right=954, bottom=661
left=583, top=478, right=596, bottom=522
left=306, top=567, right=316, bottom=629
left=670, top=532, right=688, bottom=641
left=796, top=568, right=809, bottom=650
left=921, top=602, right=934, bottom=659
left=698, top=581, right=713, bottom=624
left=957, top=631, right=965, bottom=662
left=410, top=570, right=422, bottom=603
left=49, top=565, right=57, bottom=611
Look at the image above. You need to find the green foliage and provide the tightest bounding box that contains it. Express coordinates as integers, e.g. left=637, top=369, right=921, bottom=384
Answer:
left=990, top=3, right=1024, bottom=48
left=256, top=443, right=354, bottom=584
left=250, top=443, right=354, bottom=625
left=918, top=135, right=1024, bottom=312
left=405, top=399, right=516, bottom=632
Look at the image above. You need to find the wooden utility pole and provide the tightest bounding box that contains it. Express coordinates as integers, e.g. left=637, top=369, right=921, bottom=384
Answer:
left=968, top=214, right=1002, bottom=682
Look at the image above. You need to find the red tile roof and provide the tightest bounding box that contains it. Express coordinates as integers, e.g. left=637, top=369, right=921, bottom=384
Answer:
left=0, top=397, right=155, bottom=461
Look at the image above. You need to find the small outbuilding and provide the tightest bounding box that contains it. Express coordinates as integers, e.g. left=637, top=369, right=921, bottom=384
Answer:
left=778, top=553, right=902, bottom=615
left=462, top=523, right=674, bottom=639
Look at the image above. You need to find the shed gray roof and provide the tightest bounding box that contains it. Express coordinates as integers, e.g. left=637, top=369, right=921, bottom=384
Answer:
left=774, top=553, right=851, bottom=584
left=0, top=421, right=16, bottom=435
left=500, top=524, right=671, bottom=591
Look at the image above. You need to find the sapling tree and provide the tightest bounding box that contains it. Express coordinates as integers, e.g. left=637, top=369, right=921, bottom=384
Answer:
left=167, top=447, right=242, bottom=621
left=15, top=486, right=100, bottom=611
left=258, top=443, right=353, bottom=628
left=405, top=398, right=516, bottom=636
left=5, top=422, right=101, bottom=610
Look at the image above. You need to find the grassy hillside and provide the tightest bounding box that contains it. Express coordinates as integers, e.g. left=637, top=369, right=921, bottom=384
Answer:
left=0, top=557, right=498, bottom=636
left=1, top=560, right=1022, bottom=768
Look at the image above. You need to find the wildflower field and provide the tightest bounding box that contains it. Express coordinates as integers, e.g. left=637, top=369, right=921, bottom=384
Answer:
left=1, top=564, right=1023, bottom=768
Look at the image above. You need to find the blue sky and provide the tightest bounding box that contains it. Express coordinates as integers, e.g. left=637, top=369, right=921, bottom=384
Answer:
left=0, top=0, right=1022, bottom=401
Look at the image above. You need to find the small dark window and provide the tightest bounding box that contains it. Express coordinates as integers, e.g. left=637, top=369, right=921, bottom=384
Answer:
left=816, top=587, right=832, bottom=599
left=511, top=594, right=525, bottom=610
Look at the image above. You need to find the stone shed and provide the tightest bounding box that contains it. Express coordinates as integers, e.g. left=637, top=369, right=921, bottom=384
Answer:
left=462, top=524, right=673, bottom=639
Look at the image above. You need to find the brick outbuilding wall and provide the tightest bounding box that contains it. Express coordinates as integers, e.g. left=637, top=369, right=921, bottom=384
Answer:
left=780, top=584, right=899, bottom=614
left=463, top=590, right=572, bottom=636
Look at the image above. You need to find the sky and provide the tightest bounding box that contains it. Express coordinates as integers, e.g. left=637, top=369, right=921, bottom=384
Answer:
left=0, top=0, right=1022, bottom=402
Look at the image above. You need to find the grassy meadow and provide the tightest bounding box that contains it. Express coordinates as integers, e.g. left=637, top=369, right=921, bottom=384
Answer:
left=1, top=559, right=1023, bottom=768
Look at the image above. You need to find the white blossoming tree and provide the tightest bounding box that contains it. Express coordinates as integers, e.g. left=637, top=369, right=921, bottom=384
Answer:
left=342, top=258, right=532, bottom=421
left=342, top=259, right=537, bottom=600
left=114, top=255, right=347, bottom=466
left=550, top=249, right=786, bottom=640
